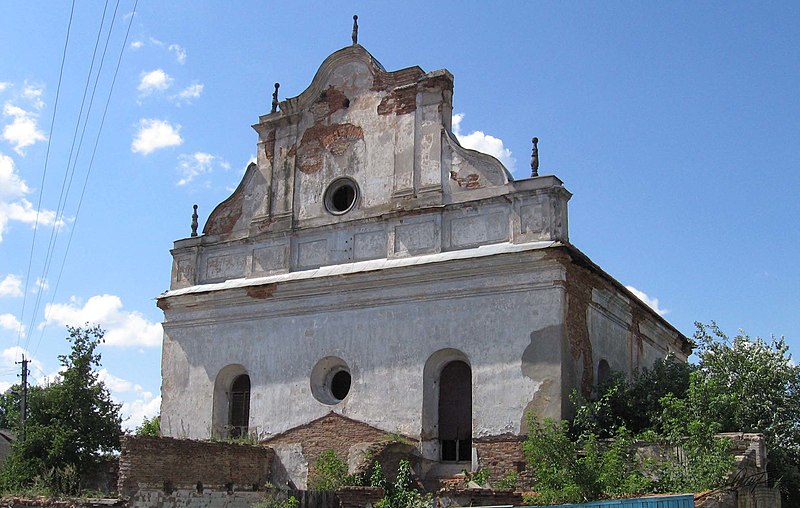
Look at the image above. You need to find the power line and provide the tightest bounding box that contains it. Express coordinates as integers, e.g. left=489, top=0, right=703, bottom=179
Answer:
left=15, top=0, right=77, bottom=363
left=24, top=0, right=114, bottom=354
left=32, top=0, right=139, bottom=357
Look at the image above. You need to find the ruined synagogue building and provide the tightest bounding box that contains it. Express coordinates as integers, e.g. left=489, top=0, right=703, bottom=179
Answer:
left=156, top=31, right=690, bottom=488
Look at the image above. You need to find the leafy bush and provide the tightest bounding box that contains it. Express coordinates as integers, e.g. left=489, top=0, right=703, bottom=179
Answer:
left=496, top=470, right=519, bottom=490
left=375, top=460, right=430, bottom=508
left=136, top=415, right=160, bottom=436
left=307, top=450, right=359, bottom=491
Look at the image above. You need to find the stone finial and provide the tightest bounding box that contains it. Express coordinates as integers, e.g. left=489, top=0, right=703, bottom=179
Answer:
left=271, top=83, right=280, bottom=113
left=530, top=137, right=539, bottom=177
left=352, top=15, right=359, bottom=45
left=191, top=204, right=198, bottom=237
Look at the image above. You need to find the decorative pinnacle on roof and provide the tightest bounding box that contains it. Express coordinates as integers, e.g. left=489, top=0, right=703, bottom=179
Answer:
left=271, top=83, right=280, bottom=113
left=191, top=204, right=198, bottom=237
left=352, top=15, right=359, bottom=45
left=530, top=137, right=539, bottom=177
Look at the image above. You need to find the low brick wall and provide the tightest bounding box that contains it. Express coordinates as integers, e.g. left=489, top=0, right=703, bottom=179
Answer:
left=336, top=486, right=385, bottom=508
left=437, top=488, right=523, bottom=507
left=118, top=436, right=274, bottom=498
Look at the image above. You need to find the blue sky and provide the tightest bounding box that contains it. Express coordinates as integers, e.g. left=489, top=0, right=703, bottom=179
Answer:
left=1, top=2, right=798, bottom=430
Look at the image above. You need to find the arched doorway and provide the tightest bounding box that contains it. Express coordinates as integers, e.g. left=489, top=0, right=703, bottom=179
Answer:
left=229, top=374, right=251, bottom=438
left=438, top=360, right=471, bottom=462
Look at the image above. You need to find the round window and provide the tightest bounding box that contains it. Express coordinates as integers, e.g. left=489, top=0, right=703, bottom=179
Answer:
left=324, top=178, right=359, bottom=215
left=310, top=356, right=352, bottom=405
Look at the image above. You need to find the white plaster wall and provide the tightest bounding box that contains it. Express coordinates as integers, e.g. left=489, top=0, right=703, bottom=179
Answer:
left=160, top=251, right=566, bottom=442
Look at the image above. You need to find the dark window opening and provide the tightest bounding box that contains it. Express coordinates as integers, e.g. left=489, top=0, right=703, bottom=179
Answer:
left=597, top=359, right=611, bottom=388
left=324, top=178, right=358, bottom=215
left=229, top=374, right=251, bottom=438
left=331, top=185, right=355, bottom=212
left=331, top=370, right=351, bottom=401
left=438, top=360, right=472, bottom=462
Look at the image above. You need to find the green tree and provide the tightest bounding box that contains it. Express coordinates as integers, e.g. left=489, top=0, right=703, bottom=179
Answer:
left=0, top=325, right=122, bottom=495
left=135, top=415, right=160, bottom=436
left=680, top=322, right=800, bottom=502
left=571, top=355, right=694, bottom=439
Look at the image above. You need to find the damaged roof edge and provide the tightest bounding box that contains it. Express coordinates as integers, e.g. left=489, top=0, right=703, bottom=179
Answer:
left=559, top=241, right=691, bottom=351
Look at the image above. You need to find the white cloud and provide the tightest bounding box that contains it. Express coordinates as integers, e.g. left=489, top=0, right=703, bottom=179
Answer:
left=131, top=118, right=182, bottom=155
left=42, top=294, right=162, bottom=347
left=22, top=84, right=45, bottom=110
left=0, top=197, right=62, bottom=242
left=0, top=150, right=62, bottom=242
left=174, top=83, right=203, bottom=104
left=451, top=113, right=516, bottom=173
left=0, top=274, right=23, bottom=297
left=130, top=40, right=144, bottom=49
left=168, top=43, right=187, bottom=64
left=626, top=285, right=670, bottom=316
left=0, top=152, right=29, bottom=198
left=0, top=83, right=10, bottom=93
left=137, top=69, right=173, bottom=94
left=122, top=394, right=161, bottom=431
left=177, top=152, right=228, bottom=186
left=0, top=314, right=23, bottom=336
left=0, top=346, right=44, bottom=379
left=98, top=368, right=161, bottom=430
left=2, top=102, right=46, bottom=155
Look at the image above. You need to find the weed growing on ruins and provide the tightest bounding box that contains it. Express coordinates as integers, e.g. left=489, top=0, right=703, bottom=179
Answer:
left=496, top=470, right=520, bottom=490
left=136, top=415, right=161, bottom=436
left=252, top=491, right=299, bottom=508
left=461, top=467, right=491, bottom=488
left=374, top=459, right=431, bottom=508
left=308, top=450, right=359, bottom=491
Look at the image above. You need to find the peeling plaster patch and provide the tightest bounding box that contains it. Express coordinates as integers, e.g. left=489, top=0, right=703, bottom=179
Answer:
left=520, top=325, right=561, bottom=431
left=246, top=284, right=277, bottom=299
left=521, top=378, right=552, bottom=434
left=203, top=192, right=243, bottom=235
left=449, top=170, right=481, bottom=189
left=263, top=129, right=276, bottom=163
left=296, top=123, right=364, bottom=174
left=377, top=85, right=417, bottom=116
left=311, top=86, right=349, bottom=120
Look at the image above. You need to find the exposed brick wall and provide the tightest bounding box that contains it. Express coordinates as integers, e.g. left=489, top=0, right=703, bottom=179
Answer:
left=118, top=436, right=273, bottom=498
left=263, top=412, right=394, bottom=469
left=473, top=436, right=528, bottom=485
left=337, top=486, right=385, bottom=508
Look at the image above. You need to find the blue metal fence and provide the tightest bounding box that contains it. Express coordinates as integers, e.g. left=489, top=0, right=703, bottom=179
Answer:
left=523, top=493, right=694, bottom=508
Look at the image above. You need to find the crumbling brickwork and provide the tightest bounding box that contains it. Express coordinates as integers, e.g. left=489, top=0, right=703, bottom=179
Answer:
left=473, top=436, right=528, bottom=485
left=263, top=412, right=395, bottom=468
left=118, top=436, right=273, bottom=498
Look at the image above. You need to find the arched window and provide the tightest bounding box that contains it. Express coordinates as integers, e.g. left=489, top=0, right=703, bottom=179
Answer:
left=229, top=374, right=251, bottom=438
left=438, top=360, right=471, bottom=462
left=597, top=359, right=611, bottom=388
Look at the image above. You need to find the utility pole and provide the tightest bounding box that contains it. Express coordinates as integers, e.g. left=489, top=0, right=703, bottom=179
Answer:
left=16, top=355, right=29, bottom=440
